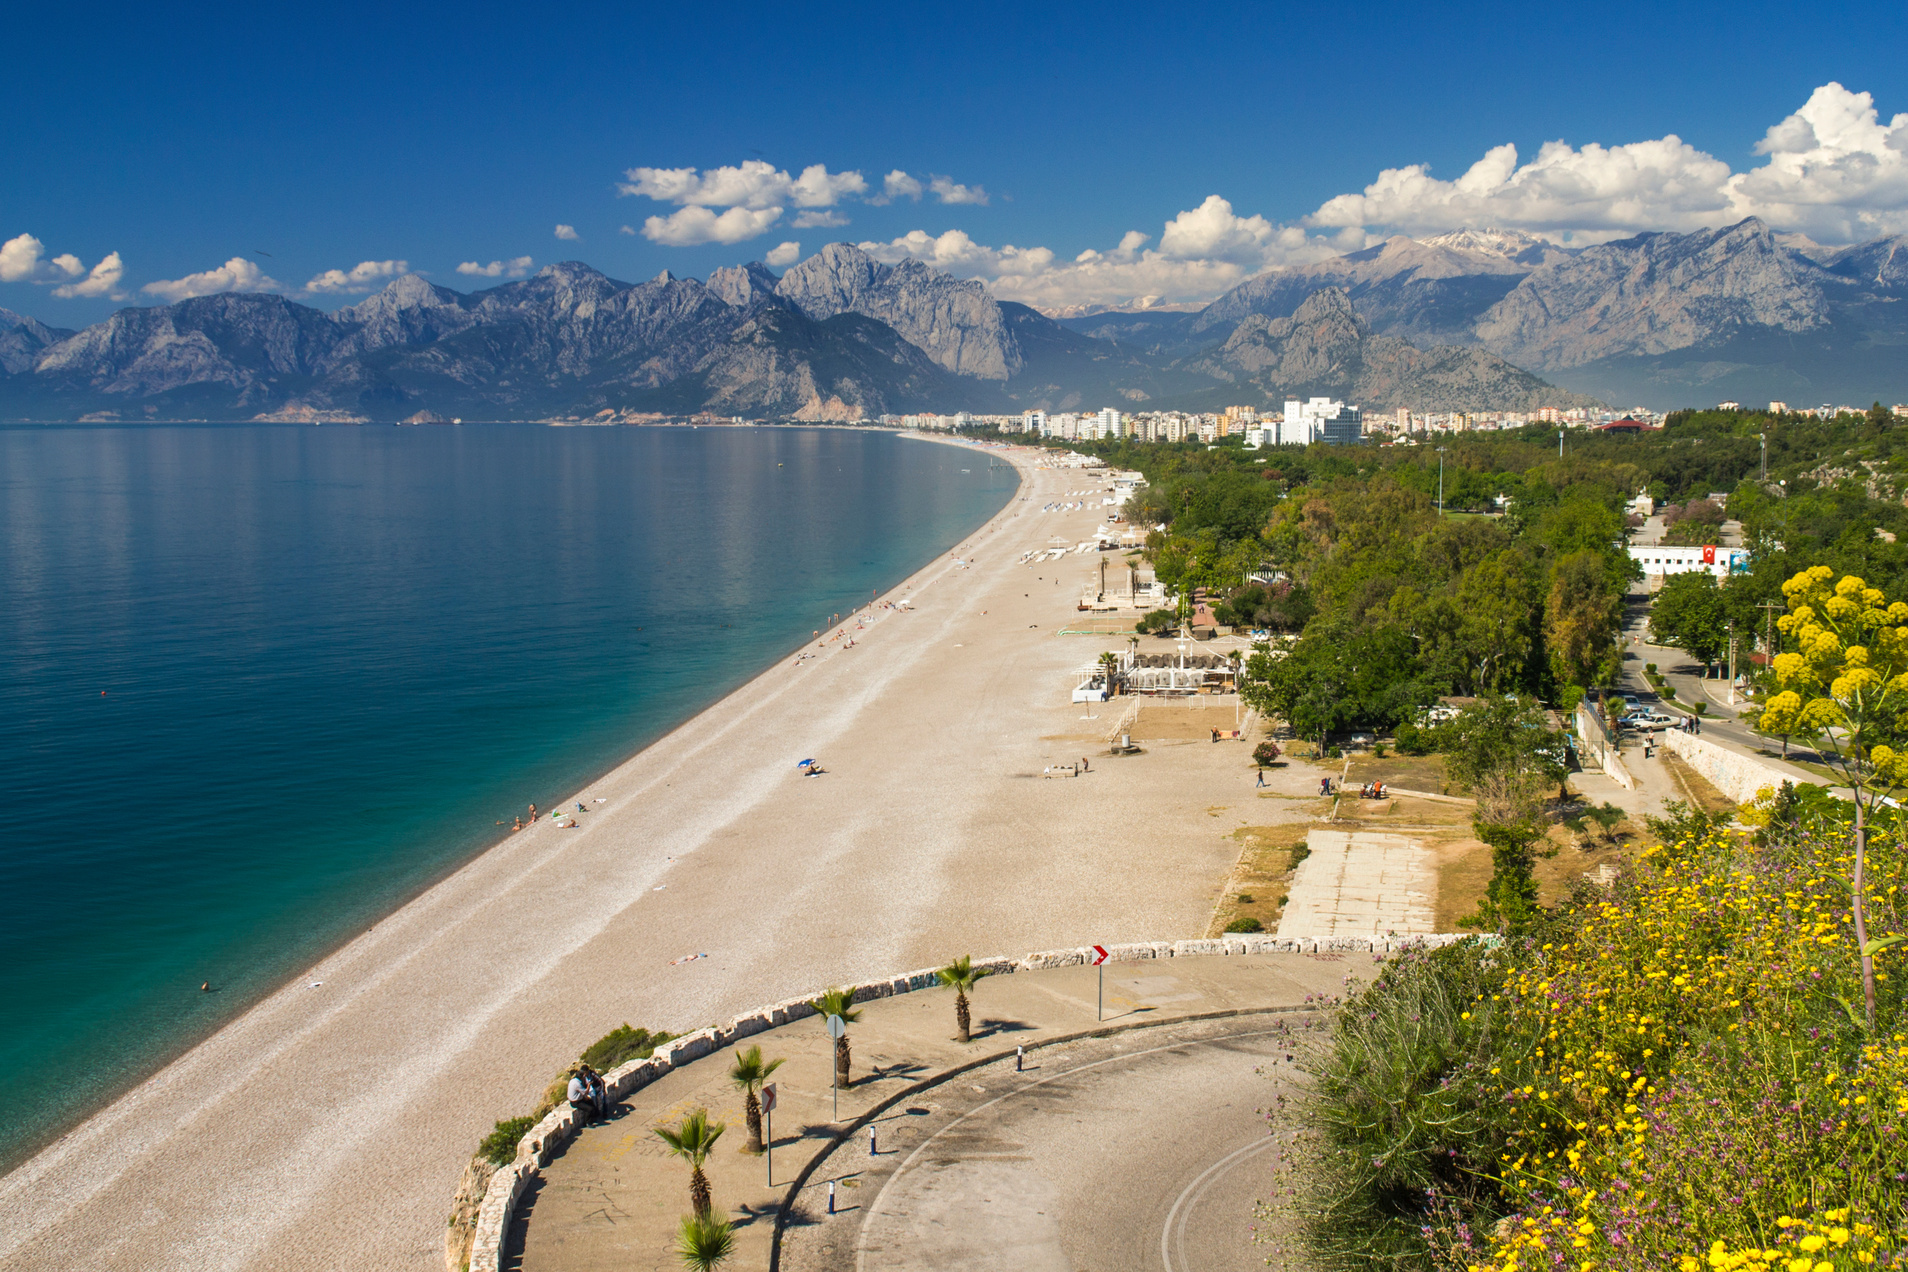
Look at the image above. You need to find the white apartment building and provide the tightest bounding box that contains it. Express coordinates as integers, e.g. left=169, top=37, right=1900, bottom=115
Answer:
left=1281, top=397, right=1364, bottom=445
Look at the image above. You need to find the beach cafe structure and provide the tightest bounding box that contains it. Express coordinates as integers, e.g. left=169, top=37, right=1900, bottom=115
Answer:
left=1072, top=632, right=1241, bottom=701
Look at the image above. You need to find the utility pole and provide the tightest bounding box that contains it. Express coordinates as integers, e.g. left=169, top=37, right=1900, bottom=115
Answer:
left=1759, top=431, right=1767, bottom=482
left=1558, top=427, right=1564, bottom=458
left=1728, top=618, right=1738, bottom=705
left=1436, top=447, right=1447, bottom=515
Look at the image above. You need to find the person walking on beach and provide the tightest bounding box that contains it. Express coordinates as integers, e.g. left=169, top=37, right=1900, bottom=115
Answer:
left=1257, top=770, right=1267, bottom=788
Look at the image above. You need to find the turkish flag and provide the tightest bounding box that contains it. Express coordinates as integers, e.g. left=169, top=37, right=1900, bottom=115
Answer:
left=1702, top=545, right=1716, bottom=564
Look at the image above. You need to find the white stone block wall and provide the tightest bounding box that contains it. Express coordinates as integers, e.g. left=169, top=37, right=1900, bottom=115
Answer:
left=1660, top=729, right=1814, bottom=805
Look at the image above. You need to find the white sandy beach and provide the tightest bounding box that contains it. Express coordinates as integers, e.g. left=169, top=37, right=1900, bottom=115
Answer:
left=0, top=438, right=1300, bottom=1271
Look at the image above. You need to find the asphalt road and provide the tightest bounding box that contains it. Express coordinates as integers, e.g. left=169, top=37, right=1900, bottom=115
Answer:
left=778, top=1014, right=1322, bottom=1272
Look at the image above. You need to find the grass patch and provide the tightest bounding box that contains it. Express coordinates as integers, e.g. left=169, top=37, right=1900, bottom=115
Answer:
left=478, top=1115, right=538, bottom=1167
left=581, top=1023, right=673, bottom=1072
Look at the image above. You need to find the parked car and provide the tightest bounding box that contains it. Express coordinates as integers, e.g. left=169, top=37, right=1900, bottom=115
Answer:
left=1628, top=710, right=1681, bottom=728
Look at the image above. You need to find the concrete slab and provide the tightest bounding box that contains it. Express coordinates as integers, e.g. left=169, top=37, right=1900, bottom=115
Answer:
left=1275, top=830, right=1434, bottom=938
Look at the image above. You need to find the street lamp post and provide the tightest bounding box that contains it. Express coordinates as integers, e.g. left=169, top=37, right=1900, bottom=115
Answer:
left=1437, top=447, right=1447, bottom=515
left=1558, top=427, right=1564, bottom=458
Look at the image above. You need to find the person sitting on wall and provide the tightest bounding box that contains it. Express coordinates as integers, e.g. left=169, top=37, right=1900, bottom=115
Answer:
left=567, top=1068, right=600, bottom=1122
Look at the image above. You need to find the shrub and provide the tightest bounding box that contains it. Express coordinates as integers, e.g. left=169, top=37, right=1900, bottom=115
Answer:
left=1372, top=742, right=1389, bottom=758
left=478, top=1116, right=538, bottom=1167
left=1224, top=916, right=1264, bottom=933
left=1393, top=722, right=1436, bottom=756
left=1275, top=817, right=1908, bottom=1272
left=582, top=1023, right=674, bottom=1072
left=1238, top=893, right=1254, bottom=903
left=1693, top=701, right=1707, bottom=715
left=1253, top=739, right=1282, bottom=767
left=1135, top=608, right=1177, bottom=634
left=1289, top=842, right=1311, bottom=867
left=1645, top=661, right=1657, bottom=675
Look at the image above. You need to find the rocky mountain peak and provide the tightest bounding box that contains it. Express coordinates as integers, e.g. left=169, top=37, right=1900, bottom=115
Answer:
left=707, top=261, right=782, bottom=308
left=774, top=241, right=1020, bottom=380
left=1291, top=286, right=1363, bottom=327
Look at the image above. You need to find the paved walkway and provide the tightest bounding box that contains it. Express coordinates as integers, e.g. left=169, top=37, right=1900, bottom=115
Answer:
left=509, top=955, right=1362, bottom=1271
left=1276, top=830, right=1434, bottom=938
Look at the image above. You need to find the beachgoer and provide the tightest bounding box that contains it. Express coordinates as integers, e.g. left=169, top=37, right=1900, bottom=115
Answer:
left=200, top=981, right=210, bottom=992
left=528, top=803, right=538, bottom=821
left=513, top=816, right=523, bottom=831
left=1256, top=770, right=1266, bottom=788
left=1080, top=757, right=1089, bottom=772
left=566, top=1070, right=596, bottom=1121
left=576, top=803, right=585, bottom=814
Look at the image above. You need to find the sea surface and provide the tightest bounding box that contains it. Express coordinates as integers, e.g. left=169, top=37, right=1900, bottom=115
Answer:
left=0, top=423, right=1016, bottom=1171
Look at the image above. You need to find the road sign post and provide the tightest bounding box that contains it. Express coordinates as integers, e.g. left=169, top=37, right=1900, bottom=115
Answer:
left=1091, top=945, right=1109, bottom=1020
left=762, top=1082, right=777, bottom=1185
left=827, top=1014, right=846, bottom=1121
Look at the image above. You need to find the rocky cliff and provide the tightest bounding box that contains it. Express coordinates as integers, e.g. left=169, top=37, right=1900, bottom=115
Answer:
left=775, top=244, right=1021, bottom=379
left=1185, top=288, right=1602, bottom=412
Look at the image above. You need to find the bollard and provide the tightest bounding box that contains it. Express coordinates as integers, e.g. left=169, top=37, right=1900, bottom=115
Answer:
left=869, top=1125, right=878, bottom=1155
left=1016, top=1045, right=1024, bottom=1072
left=828, top=1180, right=836, bottom=1214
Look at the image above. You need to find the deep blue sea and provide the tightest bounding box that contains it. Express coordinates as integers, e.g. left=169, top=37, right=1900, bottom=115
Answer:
left=0, top=424, right=1015, bottom=1170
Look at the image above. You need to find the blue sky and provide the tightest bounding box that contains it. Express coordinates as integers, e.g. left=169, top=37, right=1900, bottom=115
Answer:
left=5, top=0, right=1907, bottom=324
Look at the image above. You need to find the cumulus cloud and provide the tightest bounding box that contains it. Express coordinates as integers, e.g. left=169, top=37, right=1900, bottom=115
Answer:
left=2, top=234, right=127, bottom=297
left=619, top=160, right=867, bottom=210
left=304, top=259, right=410, bottom=295
left=142, top=257, right=282, bottom=302
left=857, top=210, right=1339, bottom=313
left=930, top=176, right=988, bottom=205
left=792, top=210, right=849, bottom=229
left=766, top=241, right=801, bottom=267
left=456, top=256, right=534, bottom=278
left=554, top=224, right=580, bottom=241
left=877, top=170, right=924, bottom=203
left=1307, top=81, right=1908, bottom=245
left=52, top=251, right=126, bottom=299
left=642, top=206, right=784, bottom=246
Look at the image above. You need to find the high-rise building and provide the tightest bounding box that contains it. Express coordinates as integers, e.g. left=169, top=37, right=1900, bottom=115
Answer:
left=1280, top=397, right=1364, bottom=445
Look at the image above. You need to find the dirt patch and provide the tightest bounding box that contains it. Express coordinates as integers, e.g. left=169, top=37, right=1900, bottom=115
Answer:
left=1343, top=753, right=1450, bottom=792
left=1206, top=824, right=1313, bottom=937
left=1660, top=752, right=1737, bottom=815
left=1430, top=835, right=1492, bottom=931
left=1131, top=702, right=1252, bottom=742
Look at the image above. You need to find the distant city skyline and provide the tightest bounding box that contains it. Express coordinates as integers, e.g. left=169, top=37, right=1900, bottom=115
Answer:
left=5, top=0, right=1908, bottom=323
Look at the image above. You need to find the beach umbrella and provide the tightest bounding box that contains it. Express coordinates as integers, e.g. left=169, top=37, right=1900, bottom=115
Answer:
left=797, top=758, right=815, bottom=768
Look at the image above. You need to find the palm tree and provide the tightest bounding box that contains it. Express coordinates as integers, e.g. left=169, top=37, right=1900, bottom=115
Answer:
left=675, top=1212, right=734, bottom=1271
left=655, top=1108, right=725, bottom=1217
left=1097, top=650, right=1120, bottom=696
left=728, top=1045, right=784, bottom=1154
left=808, top=987, right=862, bottom=1089
left=937, top=956, right=989, bottom=1043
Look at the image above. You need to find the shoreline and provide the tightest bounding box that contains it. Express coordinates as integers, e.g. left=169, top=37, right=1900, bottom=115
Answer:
left=0, top=435, right=1274, bottom=1271
left=0, top=424, right=1013, bottom=1179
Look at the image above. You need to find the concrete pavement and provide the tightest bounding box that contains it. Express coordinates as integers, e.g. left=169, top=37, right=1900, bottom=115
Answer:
left=509, top=954, right=1364, bottom=1271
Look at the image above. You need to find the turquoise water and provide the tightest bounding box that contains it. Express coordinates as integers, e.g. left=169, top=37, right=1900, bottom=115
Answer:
left=0, top=424, right=1015, bottom=1171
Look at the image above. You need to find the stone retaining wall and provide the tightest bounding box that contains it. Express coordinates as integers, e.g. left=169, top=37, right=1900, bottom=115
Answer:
left=1659, top=729, right=1816, bottom=805
left=457, top=933, right=1472, bottom=1272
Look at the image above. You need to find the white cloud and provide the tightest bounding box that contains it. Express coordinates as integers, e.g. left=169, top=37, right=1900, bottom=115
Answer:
left=930, top=176, right=988, bottom=205
left=618, top=160, right=867, bottom=210
left=554, top=224, right=580, bottom=241
left=142, top=257, right=282, bottom=302
left=304, top=259, right=410, bottom=295
left=766, top=241, right=801, bottom=267
left=792, top=210, right=848, bottom=229
left=619, top=225, right=636, bottom=235
left=2, top=234, right=126, bottom=297
left=52, top=251, right=125, bottom=299
left=456, top=256, right=534, bottom=278
left=1306, top=81, right=1908, bottom=245
left=857, top=197, right=1342, bottom=313
left=878, top=170, right=923, bottom=203
left=642, top=206, right=784, bottom=246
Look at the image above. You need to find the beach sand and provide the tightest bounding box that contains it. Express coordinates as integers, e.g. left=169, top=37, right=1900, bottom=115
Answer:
left=0, top=439, right=1309, bottom=1271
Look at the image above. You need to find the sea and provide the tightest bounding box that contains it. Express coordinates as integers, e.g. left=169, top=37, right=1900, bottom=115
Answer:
left=0, top=423, right=1017, bottom=1171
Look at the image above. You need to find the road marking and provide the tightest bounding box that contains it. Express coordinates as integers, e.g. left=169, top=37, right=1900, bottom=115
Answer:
left=1161, top=1133, right=1278, bottom=1272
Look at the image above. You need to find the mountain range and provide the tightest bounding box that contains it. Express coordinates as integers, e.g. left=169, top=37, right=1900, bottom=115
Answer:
left=1068, top=220, right=1908, bottom=408
left=4, top=217, right=1903, bottom=422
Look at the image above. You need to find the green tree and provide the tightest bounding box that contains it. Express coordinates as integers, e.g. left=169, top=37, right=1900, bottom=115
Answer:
left=675, top=1212, right=735, bottom=1271
left=1459, top=819, right=1550, bottom=936
left=728, top=1045, right=784, bottom=1154
left=1758, top=566, right=1908, bottom=1030
left=1438, top=697, right=1567, bottom=824
left=1651, top=572, right=1729, bottom=671
left=1241, top=619, right=1429, bottom=748
left=808, top=988, right=863, bottom=1089
left=655, top=1108, right=726, bottom=1217
left=1453, top=550, right=1539, bottom=692
left=1544, top=549, right=1623, bottom=689
left=1661, top=518, right=1721, bottom=547
left=937, top=955, right=990, bottom=1043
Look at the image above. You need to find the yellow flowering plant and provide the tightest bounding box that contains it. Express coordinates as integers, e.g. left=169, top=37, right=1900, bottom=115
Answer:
left=1758, top=566, right=1908, bottom=1031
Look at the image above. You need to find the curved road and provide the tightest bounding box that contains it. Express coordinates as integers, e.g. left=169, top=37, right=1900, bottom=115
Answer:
left=779, top=1015, right=1318, bottom=1272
